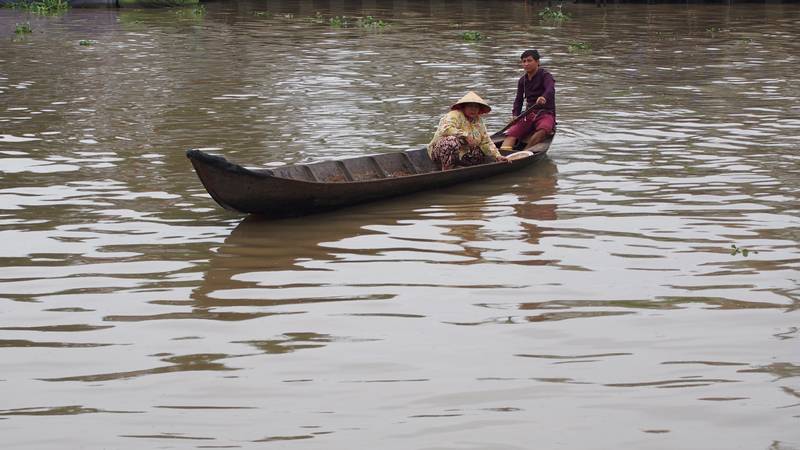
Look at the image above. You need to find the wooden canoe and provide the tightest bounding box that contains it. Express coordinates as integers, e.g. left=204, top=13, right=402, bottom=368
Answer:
left=186, top=135, right=553, bottom=218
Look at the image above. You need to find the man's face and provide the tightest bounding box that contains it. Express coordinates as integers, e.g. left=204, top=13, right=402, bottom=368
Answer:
left=521, top=56, right=539, bottom=74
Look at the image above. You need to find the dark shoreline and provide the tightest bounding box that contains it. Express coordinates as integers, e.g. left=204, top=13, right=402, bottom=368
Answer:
left=2, top=0, right=797, bottom=8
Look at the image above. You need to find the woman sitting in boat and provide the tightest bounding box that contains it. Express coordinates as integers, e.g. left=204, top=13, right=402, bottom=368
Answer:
left=427, top=91, right=508, bottom=171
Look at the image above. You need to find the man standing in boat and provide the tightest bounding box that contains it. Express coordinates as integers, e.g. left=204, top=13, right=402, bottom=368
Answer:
left=500, top=49, right=556, bottom=151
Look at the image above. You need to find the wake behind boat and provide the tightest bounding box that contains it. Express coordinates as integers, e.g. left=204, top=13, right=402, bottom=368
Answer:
left=186, top=134, right=553, bottom=218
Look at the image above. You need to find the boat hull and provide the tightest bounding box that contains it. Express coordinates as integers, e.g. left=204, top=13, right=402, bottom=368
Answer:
left=187, top=139, right=552, bottom=217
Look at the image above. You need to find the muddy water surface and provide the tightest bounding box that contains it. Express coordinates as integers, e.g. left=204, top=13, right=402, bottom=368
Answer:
left=1, top=1, right=799, bottom=449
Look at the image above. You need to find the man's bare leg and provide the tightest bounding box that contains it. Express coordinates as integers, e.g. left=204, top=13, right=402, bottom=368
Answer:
left=523, top=130, right=547, bottom=151
left=500, top=136, right=516, bottom=151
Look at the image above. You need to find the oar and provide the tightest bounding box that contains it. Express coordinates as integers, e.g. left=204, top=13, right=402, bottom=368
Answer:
left=490, top=102, right=544, bottom=139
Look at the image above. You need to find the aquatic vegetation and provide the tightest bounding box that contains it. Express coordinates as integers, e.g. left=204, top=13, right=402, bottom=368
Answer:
left=253, top=11, right=272, bottom=17
left=737, top=38, right=753, bottom=44
left=730, top=244, right=758, bottom=257
left=568, top=41, right=591, bottom=52
left=329, top=16, right=349, bottom=28
left=308, top=11, right=325, bottom=24
left=461, top=30, right=483, bottom=41
left=79, top=39, right=95, bottom=46
left=14, top=22, right=32, bottom=34
left=655, top=31, right=676, bottom=40
left=175, top=4, right=204, bottom=18
left=357, top=15, right=387, bottom=29
left=539, top=6, right=570, bottom=23
left=7, top=0, right=68, bottom=15
left=328, top=15, right=388, bottom=29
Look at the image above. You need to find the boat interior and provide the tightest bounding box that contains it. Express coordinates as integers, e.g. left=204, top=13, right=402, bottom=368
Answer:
left=265, top=148, right=439, bottom=183
left=263, top=135, right=536, bottom=184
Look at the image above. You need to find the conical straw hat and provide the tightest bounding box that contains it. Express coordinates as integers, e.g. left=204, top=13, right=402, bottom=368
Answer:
left=451, top=91, right=491, bottom=114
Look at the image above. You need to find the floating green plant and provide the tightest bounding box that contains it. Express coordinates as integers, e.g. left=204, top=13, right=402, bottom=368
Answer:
left=329, top=16, right=350, bottom=28
left=253, top=11, right=272, bottom=17
left=8, top=0, right=68, bottom=15
left=14, top=22, right=32, bottom=34
left=730, top=244, right=758, bottom=257
left=539, top=6, right=570, bottom=23
left=79, top=39, right=95, bottom=46
left=737, top=38, right=753, bottom=44
left=328, top=15, right=387, bottom=29
left=461, top=30, right=483, bottom=41
left=308, top=11, right=325, bottom=24
left=357, top=15, right=387, bottom=29
left=175, top=4, right=204, bottom=18
left=568, top=41, right=591, bottom=52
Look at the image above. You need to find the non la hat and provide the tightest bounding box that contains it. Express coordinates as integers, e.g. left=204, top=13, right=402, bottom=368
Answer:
left=451, top=91, right=491, bottom=114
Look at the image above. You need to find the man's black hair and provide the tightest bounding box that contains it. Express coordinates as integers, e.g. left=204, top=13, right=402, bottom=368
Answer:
left=521, top=49, right=541, bottom=61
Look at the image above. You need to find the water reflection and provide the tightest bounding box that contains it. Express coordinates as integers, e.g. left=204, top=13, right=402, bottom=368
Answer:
left=0, top=339, right=110, bottom=348
left=0, top=405, right=139, bottom=416
left=2, top=1, right=800, bottom=448
left=233, top=332, right=335, bottom=355
left=41, top=353, right=237, bottom=382
left=189, top=159, right=559, bottom=313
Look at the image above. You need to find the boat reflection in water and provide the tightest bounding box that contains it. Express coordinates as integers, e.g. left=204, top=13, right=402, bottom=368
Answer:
left=188, top=158, right=559, bottom=320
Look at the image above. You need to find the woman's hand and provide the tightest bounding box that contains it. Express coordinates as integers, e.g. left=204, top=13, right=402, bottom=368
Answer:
left=536, top=96, right=546, bottom=105
left=463, top=135, right=478, bottom=147
left=496, top=155, right=509, bottom=163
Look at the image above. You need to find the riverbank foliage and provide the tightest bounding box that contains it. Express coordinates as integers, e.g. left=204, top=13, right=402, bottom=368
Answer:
left=6, top=0, right=68, bottom=15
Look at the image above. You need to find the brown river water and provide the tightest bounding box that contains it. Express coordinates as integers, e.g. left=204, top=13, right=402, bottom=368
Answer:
left=1, top=1, right=799, bottom=448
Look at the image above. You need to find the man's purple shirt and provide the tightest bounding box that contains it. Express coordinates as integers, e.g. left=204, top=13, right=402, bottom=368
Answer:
left=512, top=68, right=556, bottom=118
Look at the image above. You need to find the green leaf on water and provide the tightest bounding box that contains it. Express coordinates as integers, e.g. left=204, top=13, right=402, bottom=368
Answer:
left=568, top=41, right=591, bottom=52
left=730, top=244, right=758, bottom=257
left=539, top=6, right=570, bottom=23
left=14, top=22, right=32, bottom=34
left=461, top=31, right=483, bottom=41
